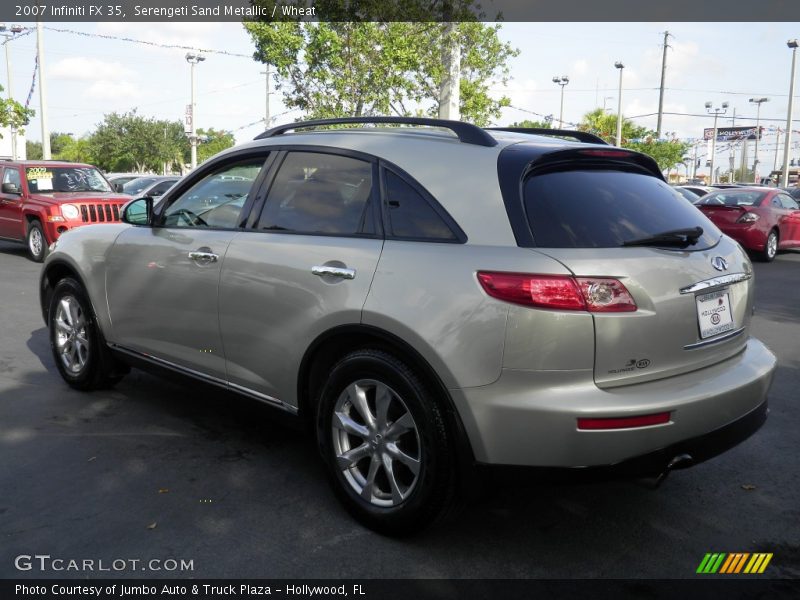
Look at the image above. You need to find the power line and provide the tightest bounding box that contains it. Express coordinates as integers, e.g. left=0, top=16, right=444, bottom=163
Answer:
left=41, top=26, right=253, bottom=59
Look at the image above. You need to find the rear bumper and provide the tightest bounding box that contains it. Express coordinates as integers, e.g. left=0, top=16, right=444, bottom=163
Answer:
left=451, top=337, right=776, bottom=467
left=717, top=225, right=767, bottom=251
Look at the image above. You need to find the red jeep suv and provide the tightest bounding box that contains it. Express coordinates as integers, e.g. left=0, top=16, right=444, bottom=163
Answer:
left=0, top=160, right=131, bottom=261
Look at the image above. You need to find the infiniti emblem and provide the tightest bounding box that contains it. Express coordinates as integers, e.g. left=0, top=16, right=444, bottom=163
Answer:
left=711, top=256, right=728, bottom=271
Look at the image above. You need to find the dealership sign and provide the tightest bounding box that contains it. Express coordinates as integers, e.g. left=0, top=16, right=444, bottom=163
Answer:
left=703, top=126, right=761, bottom=141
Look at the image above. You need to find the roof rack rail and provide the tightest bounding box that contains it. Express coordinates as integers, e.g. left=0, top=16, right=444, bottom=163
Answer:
left=255, top=116, right=498, bottom=147
left=486, top=127, right=608, bottom=145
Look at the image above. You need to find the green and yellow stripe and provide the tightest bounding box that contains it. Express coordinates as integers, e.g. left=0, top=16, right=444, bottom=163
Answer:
left=697, top=552, right=773, bottom=574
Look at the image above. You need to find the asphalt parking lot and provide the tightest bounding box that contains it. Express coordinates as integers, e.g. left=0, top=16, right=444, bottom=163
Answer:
left=0, top=239, right=798, bottom=580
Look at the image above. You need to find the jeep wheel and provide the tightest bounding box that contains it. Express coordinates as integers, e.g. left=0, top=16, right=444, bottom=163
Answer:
left=317, top=349, right=455, bottom=535
left=27, top=220, right=47, bottom=263
left=49, top=277, right=127, bottom=390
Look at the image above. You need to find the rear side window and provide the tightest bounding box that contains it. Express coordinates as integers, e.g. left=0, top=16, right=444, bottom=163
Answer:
left=258, top=152, right=374, bottom=236
left=523, top=170, right=719, bottom=249
left=384, top=171, right=457, bottom=241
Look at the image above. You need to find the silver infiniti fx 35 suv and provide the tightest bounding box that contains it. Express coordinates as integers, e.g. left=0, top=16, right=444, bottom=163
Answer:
left=40, top=117, right=776, bottom=534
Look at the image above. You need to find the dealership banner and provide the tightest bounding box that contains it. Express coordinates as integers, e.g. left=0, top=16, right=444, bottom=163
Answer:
left=703, top=126, right=762, bottom=142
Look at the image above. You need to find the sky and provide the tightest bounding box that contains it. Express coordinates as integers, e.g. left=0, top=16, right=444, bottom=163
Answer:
left=2, top=21, right=800, bottom=178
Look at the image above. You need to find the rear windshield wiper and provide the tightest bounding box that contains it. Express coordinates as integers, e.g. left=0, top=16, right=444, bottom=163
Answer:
left=622, top=226, right=704, bottom=248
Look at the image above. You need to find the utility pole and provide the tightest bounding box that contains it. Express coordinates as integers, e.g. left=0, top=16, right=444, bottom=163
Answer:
left=36, top=21, right=50, bottom=160
left=705, top=101, right=728, bottom=184
left=614, top=62, right=624, bottom=147
left=749, top=97, right=769, bottom=182
left=263, top=64, right=270, bottom=126
left=438, top=22, right=460, bottom=120
left=656, top=31, right=671, bottom=138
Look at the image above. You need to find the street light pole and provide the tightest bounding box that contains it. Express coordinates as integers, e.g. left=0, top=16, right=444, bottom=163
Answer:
left=705, top=101, right=729, bottom=184
left=781, top=40, right=798, bottom=187
left=185, top=52, right=205, bottom=170
left=552, top=75, right=569, bottom=128
left=36, top=21, right=50, bottom=160
left=749, top=97, right=769, bottom=183
left=614, top=62, right=624, bottom=147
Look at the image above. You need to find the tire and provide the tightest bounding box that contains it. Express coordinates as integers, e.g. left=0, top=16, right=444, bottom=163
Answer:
left=760, top=229, right=778, bottom=262
left=48, top=277, right=127, bottom=390
left=27, top=220, right=47, bottom=263
left=316, top=349, right=456, bottom=535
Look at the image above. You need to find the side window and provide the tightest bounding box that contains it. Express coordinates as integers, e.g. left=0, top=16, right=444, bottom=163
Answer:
left=778, top=194, right=799, bottom=210
left=258, top=152, right=374, bottom=236
left=161, top=158, right=266, bottom=229
left=3, top=167, right=22, bottom=190
left=770, top=196, right=782, bottom=208
left=383, top=170, right=457, bottom=241
left=149, top=180, right=176, bottom=197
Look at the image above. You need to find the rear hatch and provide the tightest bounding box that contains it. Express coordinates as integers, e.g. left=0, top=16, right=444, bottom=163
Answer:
left=514, top=147, right=754, bottom=388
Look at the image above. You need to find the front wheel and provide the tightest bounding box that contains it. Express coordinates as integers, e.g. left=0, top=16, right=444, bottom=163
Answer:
left=27, top=220, right=47, bottom=262
left=316, top=349, right=456, bottom=535
left=760, top=229, right=778, bottom=262
left=48, top=277, right=127, bottom=390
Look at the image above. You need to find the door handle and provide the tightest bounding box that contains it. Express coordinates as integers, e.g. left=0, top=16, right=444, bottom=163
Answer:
left=188, top=249, right=219, bottom=265
left=311, top=265, right=356, bottom=280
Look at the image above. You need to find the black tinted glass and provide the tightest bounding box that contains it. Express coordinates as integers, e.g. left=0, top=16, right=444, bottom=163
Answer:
left=696, top=190, right=767, bottom=207
left=523, top=170, right=719, bottom=249
left=259, top=152, right=373, bottom=235
left=385, top=171, right=456, bottom=241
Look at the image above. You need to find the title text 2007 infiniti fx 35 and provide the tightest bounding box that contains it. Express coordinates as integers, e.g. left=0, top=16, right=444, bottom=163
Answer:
left=40, top=118, right=776, bottom=534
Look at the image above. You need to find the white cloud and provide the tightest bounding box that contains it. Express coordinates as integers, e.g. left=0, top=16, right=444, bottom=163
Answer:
left=83, top=80, right=141, bottom=101
left=50, top=57, right=135, bottom=81
left=95, top=22, right=226, bottom=54
left=573, top=59, right=588, bottom=76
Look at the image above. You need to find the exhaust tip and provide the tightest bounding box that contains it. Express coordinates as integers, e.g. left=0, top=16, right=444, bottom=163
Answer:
left=653, top=453, right=694, bottom=488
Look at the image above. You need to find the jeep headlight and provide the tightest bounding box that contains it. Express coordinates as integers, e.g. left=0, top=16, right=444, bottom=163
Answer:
left=61, top=204, right=80, bottom=220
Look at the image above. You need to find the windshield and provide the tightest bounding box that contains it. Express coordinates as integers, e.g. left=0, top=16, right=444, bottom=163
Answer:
left=26, top=166, right=112, bottom=193
left=123, top=177, right=159, bottom=195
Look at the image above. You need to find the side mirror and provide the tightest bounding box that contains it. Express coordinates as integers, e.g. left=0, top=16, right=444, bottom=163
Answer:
left=122, top=197, right=153, bottom=226
left=2, top=182, right=20, bottom=194
left=113, top=182, right=125, bottom=193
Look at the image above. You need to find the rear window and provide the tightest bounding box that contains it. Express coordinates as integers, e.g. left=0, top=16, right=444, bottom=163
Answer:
left=695, top=190, right=767, bottom=207
left=523, top=170, right=720, bottom=249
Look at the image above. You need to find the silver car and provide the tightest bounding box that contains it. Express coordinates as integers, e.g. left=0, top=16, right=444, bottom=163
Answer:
left=40, top=117, right=776, bottom=534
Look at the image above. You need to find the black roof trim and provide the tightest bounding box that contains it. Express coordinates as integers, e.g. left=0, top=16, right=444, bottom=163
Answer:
left=255, top=117, right=498, bottom=148
left=486, top=127, right=609, bottom=145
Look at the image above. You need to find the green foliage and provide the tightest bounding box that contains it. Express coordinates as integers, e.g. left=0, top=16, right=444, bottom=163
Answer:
left=510, top=119, right=552, bottom=129
left=244, top=20, right=517, bottom=126
left=87, top=111, right=188, bottom=173
left=579, top=108, right=690, bottom=172
left=197, top=128, right=235, bottom=163
left=0, top=83, right=34, bottom=136
left=26, top=140, right=42, bottom=160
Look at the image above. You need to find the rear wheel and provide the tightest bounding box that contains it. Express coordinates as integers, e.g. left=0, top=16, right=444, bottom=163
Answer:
left=48, top=277, right=127, bottom=390
left=316, top=349, right=456, bottom=535
left=760, top=229, right=778, bottom=262
left=27, top=220, right=47, bottom=263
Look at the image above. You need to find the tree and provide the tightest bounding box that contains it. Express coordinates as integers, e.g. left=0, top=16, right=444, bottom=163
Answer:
left=196, top=128, right=235, bottom=163
left=0, top=83, right=34, bottom=136
left=26, top=140, right=42, bottom=160
left=579, top=108, right=690, bottom=172
left=243, top=21, right=517, bottom=125
left=510, top=119, right=552, bottom=129
left=88, top=111, right=187, bottom=173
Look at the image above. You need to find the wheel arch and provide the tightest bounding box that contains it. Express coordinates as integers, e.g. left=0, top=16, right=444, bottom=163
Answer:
left=40, top=259, right=92, bottom=326
left=297, top=324, right=476, bottom=465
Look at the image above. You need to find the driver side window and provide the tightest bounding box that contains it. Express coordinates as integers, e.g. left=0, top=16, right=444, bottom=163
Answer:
left=161, top=158, right=267, bottom=229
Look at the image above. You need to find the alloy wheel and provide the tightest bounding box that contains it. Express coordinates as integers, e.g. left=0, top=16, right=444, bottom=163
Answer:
left=54, top=295, right=90, bottom=374
left=331, top=379, right=422, bottom=507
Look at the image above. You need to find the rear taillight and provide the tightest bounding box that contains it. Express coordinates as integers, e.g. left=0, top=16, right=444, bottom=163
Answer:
left=477, top=272, right=637, bottom=312
left=736, top=212, right=759, bottom=223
